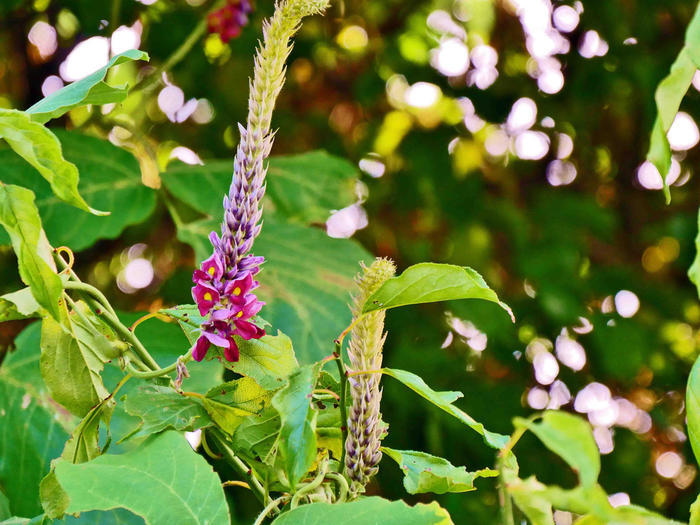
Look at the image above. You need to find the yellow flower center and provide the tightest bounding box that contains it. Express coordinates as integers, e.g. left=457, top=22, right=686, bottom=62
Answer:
left=236, top=311, right=243, bottom=318
left=207, top=266, right=216, bottom=276
left=233, top=286, right=241, bottom=296
left=203, top=292, right=213, bottom=301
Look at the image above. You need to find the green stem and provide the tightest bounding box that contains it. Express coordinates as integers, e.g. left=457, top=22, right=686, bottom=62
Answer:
left=208, top=428, right=266, bottom=505
left=290, top=457, right=329, bottom=508
left=334, top=342, right=349, bottom=472
left=253, top=495, right=289, bottom=525
left=498, top=456, right=515, bottom=525
left=63, top=281, right=118, bottom=319
left=125, top=348, right=192, bottom=379
left=131, top=17, right=208, bottom=95
left=325, top=471, right=348, bottom=503
left=110, top=0, right=122, bottom=31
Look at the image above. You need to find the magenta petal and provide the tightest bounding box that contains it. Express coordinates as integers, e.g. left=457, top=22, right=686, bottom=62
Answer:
left=192, top=283, right=220, bottom=316
left=193, top=336, right=211, bottom=362
left=200, top=253, right=224, bottom=281
left=202, top=329, right=230, bottom=348
left=235, top=320, right=265, bottom=340
left=211, top=308, right=234, bottom=321
left=223, top=337, right=240, bottom=362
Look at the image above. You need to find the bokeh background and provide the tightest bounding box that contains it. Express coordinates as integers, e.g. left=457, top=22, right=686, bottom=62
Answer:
left=3, top=0, right=700, bottom=522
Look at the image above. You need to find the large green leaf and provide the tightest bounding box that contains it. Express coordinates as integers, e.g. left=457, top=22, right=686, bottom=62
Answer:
left=361, top=263, right=513, bottom=321
left=381, top=448, right=497, bottom=495
left=162, top=151, right=359, bottom=224
left=0, top=378, right=68, bottom=518
left=177, top=219, right=370, bottom=363
left=231, top=407, right=280, bottom=464
left=271, top=363, right=322, bottom=487
left=514, top=412, right=600, bottom=487
left=202, top=378, right=271, bottom=435
left=271, top=497, right=453, bottom=524
left=0, top=132, right=156, bottom=251
left=52, top=431, right=230, bottom=524
left=381, top=367, right=508, bottom=449
left=0, top=183, right=62, bottom=320
left=26, top=50, right=149, bottom=124
left=123, top=386, right=211, bottom=438
left=0, top=110, right=103, bottom=215
left=687, top=355, right=700, bottom=465
left=39, top=315, right=110, bottom=417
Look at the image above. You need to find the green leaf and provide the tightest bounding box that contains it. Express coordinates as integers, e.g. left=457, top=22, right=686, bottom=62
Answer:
left=230, top=406, right=281, bottom=464
left=0, top=377, right=69, bottom=518
left=271, top=363, right=322, bottom=487
left=514, top=412, right=600, bottom=487
left=0, top=287, right=41, bottom=322
left=228, top=332, right=298, bottom=391
left=0, top=110, right=104, bottom=215
left=40, top=314, right=111, bottom=417
left=52, top=431, right=230, bottom=524
left=691, top=492, right=700, bottom=525
left=381, top=448, right=497, bottom=494
left=0, top=491, right=10, bottom=520
left=361, top=263, right=513, bottom=321
left=271, top=497, right=453, bottom=524
left=0, top=131, right=156, bottom=251
left=202, top=378, right=271, bottom=435
left=61, top=398, right=115, bottom=464
left=687, top=355, right=700, bottom=465
left=123, top=385, right=211, bottom=438
left=26, top=50, right=149, bottom=124
left=0, top=183, right=62, bottom=320
left=381, top=367, right=508, bottom=449
left=646, top=0, right=700, bottom=203
left=162, top=151, right=359, bottom=224
left=176, top=219, right=370, bottom=363
left=689, top=208, right=700, bottom=300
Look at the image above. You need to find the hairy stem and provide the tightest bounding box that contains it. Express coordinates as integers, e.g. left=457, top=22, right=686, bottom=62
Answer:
left=208, top=428, right=266, bottom=505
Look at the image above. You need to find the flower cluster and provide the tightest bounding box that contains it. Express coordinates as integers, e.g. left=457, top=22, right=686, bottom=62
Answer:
left=191, top=252, right=265, bottom=363
left=207, top=0, right=253, bottom=43
left=191, top=0, right=330, bottom=364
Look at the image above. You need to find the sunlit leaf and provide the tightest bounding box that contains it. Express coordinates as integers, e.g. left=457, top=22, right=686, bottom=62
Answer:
left=271, top=497, right=453, bottom=524
left=514, top=412, right=600, bottom=487
left=361, top=263, right=513, bottom=321
left=0, top=183, right=62, bottom=320
left=381, top=367, right=508, bottom=449
left=51, top=431, right=229, bottom=524
left=687, top=355, right=700, bottom=465
left=26, top=50, right=149, bottom=124
left=0, top=110, right=104, bottom=215
left=646, top=0, right=700, bottom=202
left=39, top=313, right=110, bottom=417
left=381, top=448, right=497, bottom=494
left=202, top=378, right=271, bottom=435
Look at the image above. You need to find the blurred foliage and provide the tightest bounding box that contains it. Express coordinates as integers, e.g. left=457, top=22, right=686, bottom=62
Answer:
left=3, top=0, right=700, bottom=522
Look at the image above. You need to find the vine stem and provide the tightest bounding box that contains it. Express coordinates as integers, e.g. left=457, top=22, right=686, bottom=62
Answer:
left=334, top=342, right=348, bottom=472
left=207, top=428, right=266, bottom=505
left=253, top=496, right=289, bottom=525
left=290, top=456, right=329, bottom=508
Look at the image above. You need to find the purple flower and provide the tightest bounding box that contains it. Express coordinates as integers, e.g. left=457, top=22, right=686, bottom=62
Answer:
left=190, top=273, right=266, bottom=362
left=192, top=283, right=220, bottom=316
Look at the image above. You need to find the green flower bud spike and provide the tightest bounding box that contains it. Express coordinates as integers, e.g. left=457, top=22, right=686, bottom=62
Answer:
left=344, top=257, right=396, bottom=491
